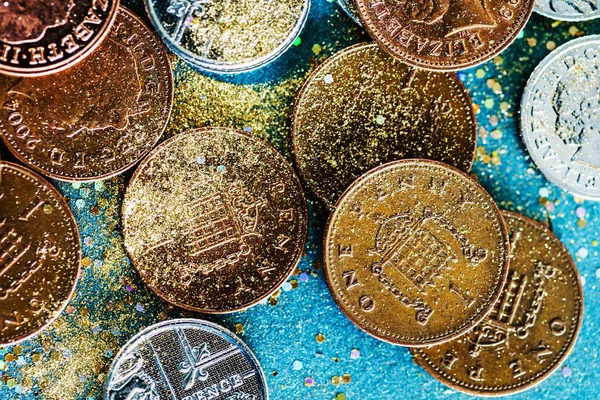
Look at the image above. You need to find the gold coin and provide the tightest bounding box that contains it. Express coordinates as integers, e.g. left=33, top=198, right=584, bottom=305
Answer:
left=412, top=211, right=584, bottom=395
left=123, top=128, right=308, bottom=313
left=324, top=159, right=509, bottom=346
left=292, top=43, right=476, bottom=209
left=0, top=162, right=81, bottom=346
left=0, top=7, right=173, bottom=182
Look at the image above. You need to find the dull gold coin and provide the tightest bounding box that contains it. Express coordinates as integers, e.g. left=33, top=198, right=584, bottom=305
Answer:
left=292, top=43, right=476, bottom=209
left=412, top=211, right=584, bottom=396
left=123, top=127, right=308, bottom=314
left=324, top=159, right=509, bottom=346
left=0, top=161, right=81, bottom=346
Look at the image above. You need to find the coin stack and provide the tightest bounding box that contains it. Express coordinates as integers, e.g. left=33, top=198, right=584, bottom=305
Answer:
left=0, top=0, right=595, bottom=399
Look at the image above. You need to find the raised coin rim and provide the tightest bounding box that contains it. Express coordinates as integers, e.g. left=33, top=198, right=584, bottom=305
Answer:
left=534, top=2, right=600, bottom=21
left=323, top=158, right=510, bottom=346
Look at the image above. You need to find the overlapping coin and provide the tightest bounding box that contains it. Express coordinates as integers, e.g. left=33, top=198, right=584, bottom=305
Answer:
left=413, top=211, right=583, bottom=396
left=105, top=319, right=268, bottom=400
left=0, top=0, right=119, bottom=77
left=0, top=161, right=81, bottom=346
left=356, top=0, right=535, bottom=71
left=324, top=159, right=509, bottom=346
left=0, top=7, right=173, bottom=182
left=521, top=35, right=600, bottom=200
left=535, top=0, right=600, bottom=21
left=123, top=127, right=308, bottom=313
left=338, top=0, right=362, bottom=25
left=145, top=0, right=310, bottom=74
left=292, top=43, right=477, bottom=209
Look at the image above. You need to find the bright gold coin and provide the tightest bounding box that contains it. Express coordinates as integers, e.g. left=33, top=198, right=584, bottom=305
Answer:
left=122, top=128, right=308, bottom=314
left=324, top=159, right=509, bottom=346
left=292, top=43, right=476, bottom=209
left=413, top=211, right=584, bottom=396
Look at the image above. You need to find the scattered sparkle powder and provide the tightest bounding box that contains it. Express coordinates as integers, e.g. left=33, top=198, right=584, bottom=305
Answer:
left=316, top=333, right=325, bottom=343
left=350, top=349, right=360, bottom=359
left=292, top=360, right=303, bottom=370
left=304, top=377, right=315, bottom=387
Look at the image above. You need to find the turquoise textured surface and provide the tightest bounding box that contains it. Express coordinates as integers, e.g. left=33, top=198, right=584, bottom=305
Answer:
left=0, top=0, right=599, bottom=399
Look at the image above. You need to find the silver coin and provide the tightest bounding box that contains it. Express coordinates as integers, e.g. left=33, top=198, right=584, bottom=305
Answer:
left=104, top=319, right=268, bottom=400
left=337, top=0, right=362, bottom=26
left=534, top=0, right=600, bottom=21
left=521, top=35, right=600, bottom=201
left=145, top=0, right=310, bottom=74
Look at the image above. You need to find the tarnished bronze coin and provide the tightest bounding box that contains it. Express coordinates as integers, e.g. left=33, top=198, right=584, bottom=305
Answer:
left=324, top=159, right=509, bottom=346
left=413, top=211, right=584, bottom=396
left=0, top=0, right=119, bottom=77
left=0, top=162, right=81, bottom=346
left=0, top=7, right=173, bottom=182
left=292, top=43, right=476, bottom=209
left=123, top=128, right=308, bottom=314
left=356, top=0, right=535, bottom=71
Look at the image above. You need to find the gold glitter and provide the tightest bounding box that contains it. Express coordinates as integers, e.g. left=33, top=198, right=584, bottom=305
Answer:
left=4, top=354, right=14, bottom=362
left=312, top=44, right=322, bottom=55
left=569, top=26, right=580, bottom=36
left=235, top=323, right=245, bottom=334
left=43, top=204, right=53, bottom=214
left=491, top=129, right=503, bottom=140
left=342, top=374, right=352, bottom=383
left=31, top=353, right=40, bottom=363
left=290, top=279, right=299, bottom=289
left=81, top=257, right=91, bottom=267
left=185, top=0, right=306, bottom=65
left=527, top=37, right=537, bottom=47
left=13, top=345, right=22, bottom=355
left=547, top=41, right=557, bottom=51
left=331, top=375, right=341, bottom=385
left=578, top=219, right=587, bottom=228
left=316, top=333, right=326, bottom=343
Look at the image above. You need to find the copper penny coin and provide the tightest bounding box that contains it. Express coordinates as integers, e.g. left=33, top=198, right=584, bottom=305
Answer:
left=324, top=159, right=509, bottom=346
left=122, top=128, right=308, bottom=314
left=0, top=161, right=81, bottom=346
left=292, top=43, right=476, bottom=209
left=0, top=0, right=119, bottom=77
left=0, top=7, right=173, bottom=182
left=356, top=0, right=535, bottom=71
left=413, top=211, right=584, bottom=396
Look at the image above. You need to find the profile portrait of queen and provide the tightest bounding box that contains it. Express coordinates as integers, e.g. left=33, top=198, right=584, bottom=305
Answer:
left=0, top=0, right=75, bottom=44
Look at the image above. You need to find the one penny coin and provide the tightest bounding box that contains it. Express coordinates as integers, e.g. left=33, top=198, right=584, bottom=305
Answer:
left=292, top=43, right=476, bottom=209
left=0, top=7, right=173, bottom=182
left=0, top=162, right=81, bottom=346
left=356, top=0, right=535, bottom=71
left=0, top=0, right=119, bottom=77
left=413, top=211, right=584, bottom=396
left=324, top=159, right=509, bottom=346
left=123, top=128, right=308, bottom=314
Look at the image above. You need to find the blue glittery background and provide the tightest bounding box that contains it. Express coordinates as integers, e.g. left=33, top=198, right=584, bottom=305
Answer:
left=0, top=0, right=599, bottom=399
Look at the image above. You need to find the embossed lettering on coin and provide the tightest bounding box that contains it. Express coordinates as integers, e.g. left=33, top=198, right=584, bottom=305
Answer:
left=535, top=0, right=600, bottom=21
left=0, top=162, right=80, bottom=346
left=521, top=35, right=600, bottom=200
left=0, top=0, right=119, bottom=77
left=292, top=43, right=476, bottom=209
left=324, top=160, right=509, bottom=346
left=356, top=0, right=535, bottom=71
left=413, top=211, right=584, bottom=395
left=104, top=319, right=268, bottom=400
left=145, top=0, right=310, bottom=73
left=123, top=128, right=307, bottom=313
left=0, top=7, right=173, bottom=182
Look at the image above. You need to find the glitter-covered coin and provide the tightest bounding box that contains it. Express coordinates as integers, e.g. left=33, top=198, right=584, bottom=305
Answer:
left=521, top=35, right=600, bottom=201
left=0, top=161, right=81, bottom=346
left=356, top=0, right=534, bottom=71
left=324, top=159, right=509, bottom=347
left=0, top=7, right=173, bottom=182
left=105, top=319, right=268, bottom=400
left=145, top=0, right=310, bottom=74
left=535, top=0, right=600, bottom=21
left=0, top=0, right=119, bottom=77
left=338, top=0, right=362, bottom=25
left=292, top=43, right=476, bottom=209
left=413, top=211, right=583, bottom=396
left=123, top=128, right=308, bottom=313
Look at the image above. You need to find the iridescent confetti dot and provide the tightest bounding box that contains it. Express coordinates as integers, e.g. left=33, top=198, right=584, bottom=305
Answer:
left=217, top=165, right=226, bottom=173
left=577, top=248, right=588, bottom=259
left=292, top=360, right=303, bottom=370
left=75, top=199, right=85, bottom=209
left=546, top=202, right=555, bottom=212
left=376, top=115, right=385, bottom=125
left=304, top=377, right=315, bottom=387
left=596, top=268, right=600, bottom=279
left=350, top=349, right=360, bottom=359
left=282, top=282, right=292, bottom=292
left=299, top=272, right=309, bottom=283
left=196, top=155, right=206, bottom=164
left=243, top=126, right=253, bottom=133
left=576, top=207, right=586, bottom=218
left=83, top=237, right=92, bottom=246
left=126, top=285, right=134, bottom=293
left=293, top=37, right=302, bottom=46
left=135, top=303, right=145, bottom=312
left=324, top=74, right=334, bottom=84
left=580, top=276, right=586, bottom=287
left=538, top=187, right=550, bottom=198
left=94, top=181, right=104, bottom=191
left=71, top=182, right=82, bottom=189
left=562, top=366, right=572, bottom=377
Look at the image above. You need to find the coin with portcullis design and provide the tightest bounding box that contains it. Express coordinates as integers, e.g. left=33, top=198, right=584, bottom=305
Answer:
left=0, top=161, right=81, bottom=346
left=324, top=159, right=509, bottom=347
left=355, top=0, right=535, bottom=71
left=412, top=211, right=583, bottom=396
left=521, top=35, right=600, bottom=201
left=104, top=319, right=268, bottom=400
left=292, top=43, right=477, bottom=209
left=145, top=0, right=310, bottom=74
left=0, top=0, right=119, bottom=77
left=122, top=128, right=308, bottom=313
left=0, top=7, right=173, bottom=182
